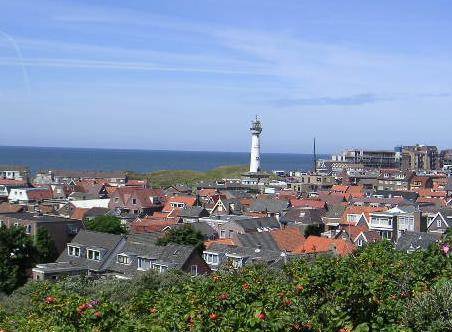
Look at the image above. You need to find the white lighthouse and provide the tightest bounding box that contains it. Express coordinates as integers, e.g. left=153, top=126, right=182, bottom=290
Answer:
left=249, top=116, right=262, bottom=173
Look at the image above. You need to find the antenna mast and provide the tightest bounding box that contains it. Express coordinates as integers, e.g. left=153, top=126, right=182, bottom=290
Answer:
left=313, top=137, right=317, bottom=172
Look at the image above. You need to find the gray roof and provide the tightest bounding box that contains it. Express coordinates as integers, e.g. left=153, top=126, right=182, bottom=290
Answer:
left=324, top=205, right=346, bottom=219
left=445, top=177, right=452, bottom=192
left=395, top=232, right=441, bottom=252
left=0, top=165, right=29, bottom=172
left=281, top=208, right=325, bottom=225
left=373, top=190, right=419, bottom=202
left=206, top=243, right=283, bottom=264
left=179, top=206, right=208, bottom=218
left=56, top=230, right=125, bottom=271
left=232, top=217, right=281, bottom=231
left=249, top=199, right=290, bottom=213
left=236, top=232, right=279, bottom=251
left=84, top=207, right=109, bottom=218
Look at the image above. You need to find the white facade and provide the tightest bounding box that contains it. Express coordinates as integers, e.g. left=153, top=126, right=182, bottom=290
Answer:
left=8, top=188, right=32, bottom=203
left=249, top=117, right=262, bottom=173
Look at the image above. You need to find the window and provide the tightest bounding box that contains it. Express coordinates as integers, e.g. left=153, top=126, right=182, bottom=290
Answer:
left=117, top=254, right=130, bottom=264
left=25, top=224, right=32, bottom=234
left=230, top=257, right=242, bottom=269
left=68, top=245, right=81, bottom=257
left=132, top=198, right=137, bottom=205
left=0, top=220, right=4, bottom=227
left=152, top=264, right=168, bottom=273
left=437, top=219, right=442, bottom=228
left=87, top=249, right=101, bottom=261
left=190, top=265, right=198, bottom=276
left=220, top=230, right=226, bottom=239
left=137, top=257, right=151, bottom=270
left=203, top=253, right=219, bottom=265
left=357, top=238, right=364, bottom=247
left=115, top=197, right=119, bottom=203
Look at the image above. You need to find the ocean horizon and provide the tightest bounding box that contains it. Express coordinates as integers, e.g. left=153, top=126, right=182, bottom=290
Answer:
left=0, top=146, right=329, bottom=173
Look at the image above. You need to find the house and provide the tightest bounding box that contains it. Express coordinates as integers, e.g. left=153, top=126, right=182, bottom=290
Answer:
left=427, top=208, right=452, bottom=234
left=202, top=243, right=290, bottom=271
left=328, top=226, right=381, bottom=247
left=8, top=187, right=53, bottom=204
left=395, top=231, right=441, bottom=253
left=32, top=230, right=210, bottom=280
left=280, top=208, right=325, bottom=234
left=409, top=176, right=433, bottom=190
left=294, top=236, right=355, bottom=256
left=322, top=205, right=347, bottom=229
left=34, top=170, right=127, bottom=187
left=161, top=196, right=198, bottom=218
left=0, top=165, right=29, bottom=182
left=210, top=198, right=245, bottom=215
left=247, top=199, right=290, bottom=219
left=290, top=198, right=327, bottom=210
left=108, top=187, right=164, bottom=219
left=0, top=212, right=84, bottom=253
left=179, top=206, right=210, bottom=223
left=368, top=206, right=424, bottom=241
left=376, top=169, right=413, bottom=191
left=131, top=216, right=180, bottom=233
left=218, top=217, right=281, bottom=241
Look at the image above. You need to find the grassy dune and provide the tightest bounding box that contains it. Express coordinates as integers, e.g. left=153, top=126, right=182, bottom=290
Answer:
left=128, top=165, right=248, bottom=187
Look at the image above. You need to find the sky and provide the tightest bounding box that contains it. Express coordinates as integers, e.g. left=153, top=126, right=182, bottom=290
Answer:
left=1, top=0, right=452, bottom=154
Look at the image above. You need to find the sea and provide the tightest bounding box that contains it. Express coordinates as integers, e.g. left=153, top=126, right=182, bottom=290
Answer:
left=0, top=146, right=329, bottom=174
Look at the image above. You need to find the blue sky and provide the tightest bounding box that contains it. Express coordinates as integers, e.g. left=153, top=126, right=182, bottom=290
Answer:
left=1, top=0, right=452, bottom=153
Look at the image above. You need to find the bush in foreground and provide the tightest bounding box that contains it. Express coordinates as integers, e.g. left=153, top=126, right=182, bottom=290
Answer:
left=0, top=240, right=450, bottom=331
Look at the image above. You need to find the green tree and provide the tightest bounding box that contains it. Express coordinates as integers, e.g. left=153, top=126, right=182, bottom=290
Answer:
left=0, top=225, right=36, bottom=295
left=85, top=216, right=127, bottom=235
left=303, top=224, right=324, bottom=238
left=156, top=224, right=205, bottom=253
left=34, top=228, right=58, bottom=263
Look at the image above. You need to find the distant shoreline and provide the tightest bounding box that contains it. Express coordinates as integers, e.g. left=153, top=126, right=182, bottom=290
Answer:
left=0, top=146, right=328, bottom=174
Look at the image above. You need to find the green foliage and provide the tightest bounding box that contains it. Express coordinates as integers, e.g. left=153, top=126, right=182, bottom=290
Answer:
left=35, top=228, right=58, bottom=263
left=85, top=216, right=127, bottom=235
left=0, top=225, right=36, bottom=295
left=303, top=224, right=324, bottom=238
left=128, top=165, right=248, bottom=187
left=0, top=238, right=450, bottom=331
left=402, top=279, right=452, bottom=331
left=156, top=224, right=205, bottom=253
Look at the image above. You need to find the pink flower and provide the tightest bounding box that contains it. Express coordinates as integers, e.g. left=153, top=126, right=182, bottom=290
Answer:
left=442, top=244, right=450, bottom=255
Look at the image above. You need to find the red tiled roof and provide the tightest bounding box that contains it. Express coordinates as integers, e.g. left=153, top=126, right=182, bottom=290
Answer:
left=294, top=236, right=355, bottom=256
left=416, top=189, right=446, bottom=198
left=290, top=198, right=327, bottom=209
left=270, top=227, right=305, bottom=252
left=0, top=179, right=28, bottom=186
left=416, top=197, right=446, bottom=207
left=27, top=188, right=53, bottom=201
left=131, top=216, right=178, bottom=233
left=198, top=189, right=218, bottom=197
left=204, top=238, right=236, bottom=249
left=0, top=203, right=24, bottom=213
left=162, top=195, right=197, bottom=213
left=70, top=207, right=89, bottom=221
left=341, top=206, right=387, bottom=225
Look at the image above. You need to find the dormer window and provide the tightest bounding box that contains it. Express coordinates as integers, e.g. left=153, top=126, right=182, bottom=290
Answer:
left=68, top=245, right=81, bottom=257
left=203, top=252, right=219, bottom=265
left=117, top=254, right=131, bottom=265
left=132, top=198, right=137, bottom=205
left=137, top=257, right=151, bottom=270
left=87, top=249, right=101, bottom=261
left=152, top=263, right=168, bottom=273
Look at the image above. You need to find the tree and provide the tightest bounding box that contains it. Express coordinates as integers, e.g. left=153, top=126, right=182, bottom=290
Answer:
left=156, top=224, right=205, bottom=253
left=303, top=224, right=324, bottom=238
left=35, top=228, right=58, bottom=263
left=0, top=225, right=36, bottom=295
left=85, top=216, right=127, bottom=235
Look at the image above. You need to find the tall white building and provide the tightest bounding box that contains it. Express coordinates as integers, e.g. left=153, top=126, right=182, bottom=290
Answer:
left=249, top=117, right=262, bottom=173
